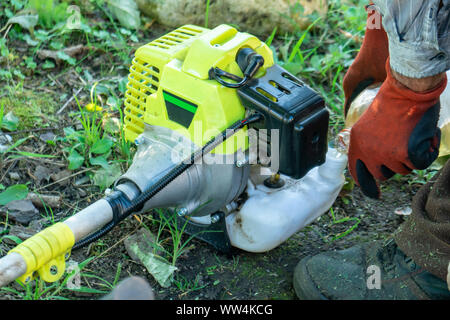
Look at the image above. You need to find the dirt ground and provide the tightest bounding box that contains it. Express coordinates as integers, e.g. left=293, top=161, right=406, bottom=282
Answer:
left=0, top=23, right=430, bottom=301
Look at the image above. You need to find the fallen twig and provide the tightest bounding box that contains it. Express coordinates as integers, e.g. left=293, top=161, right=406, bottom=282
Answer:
left=57, top=88, right=83, bottom=115
left=87, top=226, right=140, bottom=263
left=0, top=159, right=18, bottom=184
left=2, top=24, right=12, bottom=39
left=47, top=74, right=64, bottom=89
left=10, top=157, right=67, bottom=167
left=37, top=45, right=90, bottom=66
left=35, top=168, right=92, bottom=191
left=27, top=192, right=62, bottom=208
left=5, top=127, right=60, bottom=135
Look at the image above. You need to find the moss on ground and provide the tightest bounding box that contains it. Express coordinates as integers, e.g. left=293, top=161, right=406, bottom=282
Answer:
left=0, top=88, right=58, bottom=131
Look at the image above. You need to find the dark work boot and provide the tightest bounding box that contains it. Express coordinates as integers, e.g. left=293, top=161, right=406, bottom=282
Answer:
left=293, top=239, right=450, bottom=300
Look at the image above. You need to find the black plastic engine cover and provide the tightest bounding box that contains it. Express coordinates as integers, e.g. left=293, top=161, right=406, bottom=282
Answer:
left=237, top=64, right=329, bottom=179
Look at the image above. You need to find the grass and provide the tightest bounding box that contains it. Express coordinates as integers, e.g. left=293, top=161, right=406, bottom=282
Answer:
left=204, top=0, right=211, bottom=28
left=173, top=273, right=207, bottom=296
left=327, top=207, right=361, bottom=242
left=143, top=210, right=200, bottom=267
left=270, top=0, right=368, bottom=131
left=40, top=197, right=56, bottom=224
left=27, top=0, right=70, bottom=30
left=0, top=102, right=5, bottom=130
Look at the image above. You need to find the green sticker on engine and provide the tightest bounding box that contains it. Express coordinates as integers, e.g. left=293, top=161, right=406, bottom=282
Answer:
left=163, top=91, right=198, bottom=128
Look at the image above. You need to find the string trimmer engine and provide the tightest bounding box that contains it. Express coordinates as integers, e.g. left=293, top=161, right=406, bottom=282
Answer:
left=114, top=24, right=329, bottom=250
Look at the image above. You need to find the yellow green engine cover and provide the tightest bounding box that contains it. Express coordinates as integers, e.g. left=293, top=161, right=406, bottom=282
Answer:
left=123, top=24, right=274, bottom=154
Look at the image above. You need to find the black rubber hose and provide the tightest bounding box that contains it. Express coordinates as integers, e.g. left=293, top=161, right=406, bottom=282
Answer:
left=72, top=114, right=263, bottom=250
left=72, top=221, right=114, bottom=251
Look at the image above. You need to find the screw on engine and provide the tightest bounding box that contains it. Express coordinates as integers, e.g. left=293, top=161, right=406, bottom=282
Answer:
left=235, top=154, right=249, bottom=168
left=176, top=207, right=189, bottom=217
left=210, top=213, right=221, bottom=224
left=134, top=136, right=146, bottom=146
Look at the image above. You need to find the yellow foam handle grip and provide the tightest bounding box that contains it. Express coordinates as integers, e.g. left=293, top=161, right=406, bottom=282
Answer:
left=9, top=222, right=75, bottom=283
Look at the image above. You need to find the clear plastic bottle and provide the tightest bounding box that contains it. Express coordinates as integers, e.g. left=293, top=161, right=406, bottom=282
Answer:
left=345, top=71, right=450, bottom=158
left=345, top=83, right=381, bottom=128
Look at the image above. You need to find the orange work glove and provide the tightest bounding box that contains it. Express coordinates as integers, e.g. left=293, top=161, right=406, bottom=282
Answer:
left=343, top=4, right=389, bottom=115
left=348, top=59, right=448, bottom=198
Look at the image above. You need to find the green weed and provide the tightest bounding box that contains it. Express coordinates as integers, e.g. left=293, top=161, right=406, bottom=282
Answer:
left=144, top=210, right=199, bottom=267
left=409, top=169, right=439, bottom=186
left=0, top=101, right=12, bottom=131
left=205, top=0, right=211, bottom=28
left=59, top=83, right=133, bottom=189
left=62, top=89, right=109, bottom=158
left=38, top=195, right=56, bottom=224
left=328, top=207, right=360, bottom=242
left=27, top=0, right=69, bottom=30
left=173, top=273, right=207, bottom=295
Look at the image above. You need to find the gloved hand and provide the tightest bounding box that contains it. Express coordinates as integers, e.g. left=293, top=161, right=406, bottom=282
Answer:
left=348, top=59, right=448, bottom=199
left=342, top=3, right=389, bottom=115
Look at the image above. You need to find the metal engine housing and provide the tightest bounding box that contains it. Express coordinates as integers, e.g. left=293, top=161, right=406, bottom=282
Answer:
left=116, top=125, right=249, bottom=217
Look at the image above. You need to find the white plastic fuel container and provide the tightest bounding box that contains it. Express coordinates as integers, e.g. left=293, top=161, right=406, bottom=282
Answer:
left=225, top=146, right=348, bottom=253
